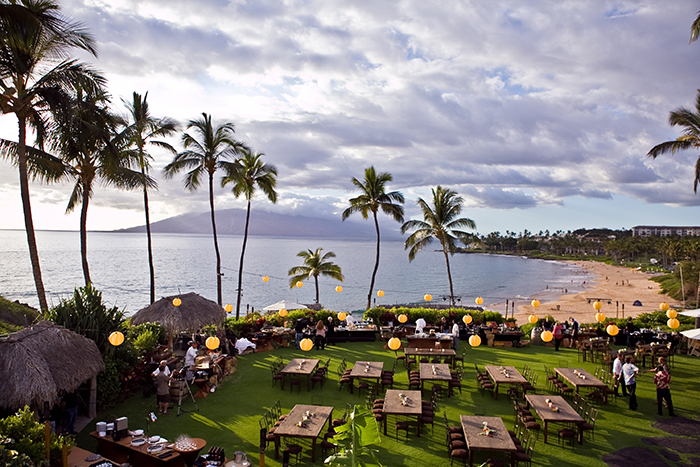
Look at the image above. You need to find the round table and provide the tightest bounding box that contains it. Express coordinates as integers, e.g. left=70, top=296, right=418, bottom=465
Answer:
left=173, top=438, right=206, bottom=467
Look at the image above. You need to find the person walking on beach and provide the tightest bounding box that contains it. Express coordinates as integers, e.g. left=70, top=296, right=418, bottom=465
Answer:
left=622, top=356, right=639, bottom=410
left=612, top=352, right=628, bottom=397
left=553, top=321, right=564, bottom=351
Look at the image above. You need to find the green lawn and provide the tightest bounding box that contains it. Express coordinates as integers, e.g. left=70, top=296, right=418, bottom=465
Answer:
left=77, top=342, right=699, bottom=466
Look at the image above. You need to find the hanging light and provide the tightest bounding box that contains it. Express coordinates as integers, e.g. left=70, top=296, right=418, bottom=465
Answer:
left=593, top=301, right=602, bottom=311
left=172, top=297, right=182, bottom=307
left=667, top=318, right=680, bottom=329
left=338, top=312, right=347, bottom=321
left=666, top=309, right=677, bottom=319
left=300, top=338, right=314, bottom=351
left=108, top=331, right=124, bottom=347
left=528, top=314, right=538, bottom=324
left=468, top=335, right=481, bottom=347
left=398, top=314, right=408, bottom=323
left=595, top=312, right=606, bottom=323
left=296, top=281, right=304, bottom=288
left=206, top=336, right=220, bottom=350
left=225, top=304, right=233, bottom=313
left=335, top=285, right=343, bottom=293
left=463, top=314, right=473, bottom=325
left=424, top=294, right=432, bottom=302
left=263, top=276, right=270, bottom=282
left=531, top=299, right=540, bottom=308
left=659, top=302, right=670, bottom=312
left=388, top=337, right=401, bottom=351
left=541, top=330, right=553, bottom=342
left=606, top=324, right=619, bottom=336
left=279, top=308, right=288, bottom=317
left=377, top=290, right=385, bottom=297
left=475, top=297, right=484, bottom=305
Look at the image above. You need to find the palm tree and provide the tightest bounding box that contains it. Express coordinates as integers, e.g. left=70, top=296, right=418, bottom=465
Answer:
left=121, top=92, right=178, bottom=304
left=401, top=186, right=476, bottom=306
left=51, top=85, right=150, bottom=286
left=341, top=167, right=404, bottom=310
left=647, top=90, right=700, bottom=193
left=691, top=11, right=700, bottom=43
left=288, top=248, right=344, bottom=304
left=163, top=113, right=248, bottom=305
left=0, top=0, right=100, bottom=311
left=221, top=149, right=277, bottom=318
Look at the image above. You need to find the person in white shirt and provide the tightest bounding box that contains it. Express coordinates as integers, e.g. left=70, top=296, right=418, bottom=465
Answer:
left=344, top=313, right=355, bottom=327
left=151, top=360, right=171, bottom=378
left=451, top=320, right=460, bottom=351
left=415, top=317, right=426, bottom=334
left=185, top=341, right=199, bottom=367
left=612, top=353, right=627, bottom=396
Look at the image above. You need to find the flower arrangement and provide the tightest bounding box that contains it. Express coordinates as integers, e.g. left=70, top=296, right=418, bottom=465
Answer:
left=398, top=393, right=409, bottom=406
left=544, top=399, right=559, bottom=412
left=479, top=421, right=496, bottom=437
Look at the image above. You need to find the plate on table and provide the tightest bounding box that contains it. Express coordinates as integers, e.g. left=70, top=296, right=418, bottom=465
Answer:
left=131, top=438, right=146, bottom=446
left=147, top=444, right=164, bottom=453
left=131, top=429, right=144, bottom=437
left=148, top=435, right=160, bottom=443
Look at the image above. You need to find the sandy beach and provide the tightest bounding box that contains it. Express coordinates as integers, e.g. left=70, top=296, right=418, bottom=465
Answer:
left=507, top=260, right=680, bottom=325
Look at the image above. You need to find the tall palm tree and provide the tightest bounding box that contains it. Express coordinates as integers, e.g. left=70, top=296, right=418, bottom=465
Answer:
left=691, top=11, right=700, bottom=43
left=52, top=86, right=150, bottom=286
left=288, top=248, right=344, bottom=304
left=401, top=186, right=476, bottom=306
left=0, top=0, right=100, bottom=311
left=221, top=149, right=277, bottom=318
left=121, top=91, right=178, bottom=304
left=341, top=167, right=404, bottom=310
left=163, top=113, right=248, bottom=305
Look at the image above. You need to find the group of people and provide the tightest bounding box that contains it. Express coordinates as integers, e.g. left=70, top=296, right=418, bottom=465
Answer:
left=294, top=316, right=336, bottom=350
left=542, top=316, right=579, bottom=351
left=612, top=353, right=675, bottom=416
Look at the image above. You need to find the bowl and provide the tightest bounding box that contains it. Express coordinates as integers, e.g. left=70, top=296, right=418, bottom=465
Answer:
left=148, top=436, right=160, bottom=443
left=131, top=438, right=146, bottom=447
left=132, top=429, right=144, bottom=437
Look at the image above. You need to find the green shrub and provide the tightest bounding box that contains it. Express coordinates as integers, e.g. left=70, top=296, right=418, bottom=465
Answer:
left=133, top=329, right=159, bottom=354
left=364, top=307, right=505, bottom=327
left=0, top=407, right=73, bottom=467
left=127, top=322, right=166, bottom=345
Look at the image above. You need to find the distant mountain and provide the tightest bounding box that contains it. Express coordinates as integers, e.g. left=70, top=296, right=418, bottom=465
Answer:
left=116, top=208, right=403, bottom=240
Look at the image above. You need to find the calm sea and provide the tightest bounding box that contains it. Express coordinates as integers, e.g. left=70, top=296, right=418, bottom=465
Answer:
left=0, top=230, right=590, bottom=315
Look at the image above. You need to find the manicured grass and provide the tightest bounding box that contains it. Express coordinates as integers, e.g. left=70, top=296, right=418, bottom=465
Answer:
left=77, top=342, right=699, bottom=466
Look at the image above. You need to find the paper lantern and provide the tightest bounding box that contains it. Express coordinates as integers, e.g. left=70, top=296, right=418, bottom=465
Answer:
left=279, top=308, right=288, bottom=317
left=225, top=304, right=233, bottom=313
left=398, top=314, right=408, bottom=323
left=263, top=276, right=269, bottom=282
left=475, top=297, right=484, bottom=305
left=606, top=324, right=619, bottom=336
left=338, top=312, right=347, bottom=321
left=595, top=312, right=606, bottom=323
left=528, top=314, right=538, bottom=324
left=667, top=318, right=680, bottom=329
left=541, top=330, right=553, bottom=342
left=377, top=290, right=385, bottom=297
left=531, top=299, right=540, bottom=308
left=659, top=302, right=670, bottom=312
left=388, top=337, right=401, bottom=351
left=172, top=297, right=182, bottom=307
left=335, top=285, right=343, bottom=293
left=300, top=338, right=314, bottom=351
left=108, top=331, right=124, bottom=347
left=468, top=335, right=481, bottom=347
left=206, top=336, right=220, bottom=350
left=666, top=309, right=677, bottom=319
left=424, top=294, right=432, bottom=302
left=593, top=301, right=602, bottom=311
left=296, top=281, right=303, bottom=288
left=463, top=314, right=473, bottom=325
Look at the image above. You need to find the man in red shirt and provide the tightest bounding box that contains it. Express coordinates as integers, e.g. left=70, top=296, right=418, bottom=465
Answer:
left=651, top=358, right=675, bottom=416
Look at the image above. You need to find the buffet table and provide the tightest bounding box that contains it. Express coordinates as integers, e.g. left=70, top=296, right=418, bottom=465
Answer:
left=406, top=334, right=453, bottom=349
left=89, top=432, right=185, bottom=467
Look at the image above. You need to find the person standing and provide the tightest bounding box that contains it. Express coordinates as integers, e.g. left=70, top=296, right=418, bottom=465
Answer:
left=553, top=321, right=564, bottom=351
left=294, top=318, right=306, bottom=349
left=156, top=363, right=173, bottom=414
left=653, top=362, right=675, bottom=416
left=451, top=320, right=460, bottom=351
left=62, top=391, right=79, bottom=435
left=315, top=319, right=327, bottom=350
left=568, top=317, right=579, bottom=348
left=185, top=341, right=199, bottom=381
left=326, top=316, right=335, bottom=346
left=612, top=352, right=628, bottom=397
left=440, top=317, right=450, bottom=333
left=622, top=356, right=639, bottom=410
left=415, top=316, right=426, bottom=334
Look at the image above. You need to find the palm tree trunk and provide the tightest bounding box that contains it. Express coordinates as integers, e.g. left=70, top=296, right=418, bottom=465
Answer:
left=17, top=117, right=49, bottom=312
left=209, top=173, right=222, bottom=305
left=442, top=246, right=455, bottom=306
left=80, top=179, right=91, bottom=286
left=368, top=210, right=381, bottom=310
left=314, top=274, right=320, bottom=304
left=142, top=164, right=155, bottom=304
left=235, top=200, right=251, bottom=318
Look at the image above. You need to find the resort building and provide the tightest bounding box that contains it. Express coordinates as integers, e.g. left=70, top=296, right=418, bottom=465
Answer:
left=632, top=225, right=700, bottom=237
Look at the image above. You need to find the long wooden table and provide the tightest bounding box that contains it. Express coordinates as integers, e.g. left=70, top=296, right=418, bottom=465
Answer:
left=405, top=347, right=457, bottom=366
left=349, top=361, right=384, bottom=391
left=278, top=358, right=319, bottom=391
left=382, top=389, right=422, bottom=437
left=273, top=404, right=333, bottom=462
left=555, top=368, right=608, bottom=404
left=419, top=363, right=452, bottom=394
left=460, top=415, right=517, bottom=467
left=525, top=395, right=584, bottom=444
left=89, top=432, right=184, bottom=467
left=484, top=366, right=528, bottom=400
left=67, top=446, right=119, bottom=467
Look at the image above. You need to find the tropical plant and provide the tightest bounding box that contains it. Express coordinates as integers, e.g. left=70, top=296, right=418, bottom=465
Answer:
left=51, top=85, right=149, bottom=285
left=691, top=11, right=700, bottom=43
left=288, top=248, right=344, bottom=304
left=401, top=186, right=476, bottom=305
left=0, top=406, right=74, bottom=467
left=0, top=0, right=101, bottom=311
left=221, top=149, right=277, bottom=318
left=163, top=113, right=248, bottom=305
left=120, top=91, right=178, bottom=304
left=325, top=406, right=382, bottom=467
left=341, top=167, right=404, bottom=310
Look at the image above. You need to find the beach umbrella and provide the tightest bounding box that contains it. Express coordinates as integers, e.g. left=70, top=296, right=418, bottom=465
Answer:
left=680, top=328, right=700, bottom=341
left=262, top=300, right=308, bottom=312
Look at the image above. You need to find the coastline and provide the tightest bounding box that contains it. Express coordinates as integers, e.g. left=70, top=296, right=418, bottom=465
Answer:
left=509, top=260, right=679, bottom=325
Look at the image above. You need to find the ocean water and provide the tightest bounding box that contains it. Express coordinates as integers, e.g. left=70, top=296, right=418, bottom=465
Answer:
left=0, top=230, right=590, bottom=315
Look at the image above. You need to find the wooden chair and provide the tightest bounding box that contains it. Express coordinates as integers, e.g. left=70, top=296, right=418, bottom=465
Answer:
left=580, top=407, right=598, bottom=440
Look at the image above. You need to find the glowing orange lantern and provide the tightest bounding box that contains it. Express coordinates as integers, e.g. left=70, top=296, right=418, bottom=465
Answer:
left=528, top=314, right=538, bottom=324
left=398, top=314, right=408, bottom=323
left=541, top=330, right=553, bottom=342
left=263, top=276, right=269, bottom=282
left=595, top=312, right=605, bottom=323
left=659, top=302, right=670, bottom=312
left=463, top=314, right=473, bottom=325
left=475, top=297, right=484, bottom=305
left=338, top=312, right=347, bottom=321
left=279, top=308, right=288, bottom=317
left=606, top=324, right=619, bottom=336
left=296, top=281, right=303, bottom=288
left=377, top=290, right=384, bottom=297
left=225, top=304, right=233, bottom=313
left=666, top=309, right=677, bottom=319
left=424, top=294, right=432, bottom=302
left=593, top=301, right=602, bottom=311
left=468, top=335, right=481, bottom=347
left=388, top=337, right=401, bottom=351
left=108, top=331, right=124, bottom=347
left=531, top=299, right=540, bottom=308
left=172, top=297, right=182, bottom=307
left=667, top=318, right=680, bottom=329
left=206, top=336, right=220, bottom=350
left=300, top=338, right=314, bottom=351
left=336, top=285, right=343, bottom=293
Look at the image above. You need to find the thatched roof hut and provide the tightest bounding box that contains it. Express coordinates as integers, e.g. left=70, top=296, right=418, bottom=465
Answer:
left=0, top=321, right=104, bottom=413
left=130, top=293, right=226, bottom=345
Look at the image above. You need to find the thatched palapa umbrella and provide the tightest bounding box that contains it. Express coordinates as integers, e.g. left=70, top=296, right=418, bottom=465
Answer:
left=0, top=321, right=104, bottom=417
left=130, top=292, right=226, bottom=347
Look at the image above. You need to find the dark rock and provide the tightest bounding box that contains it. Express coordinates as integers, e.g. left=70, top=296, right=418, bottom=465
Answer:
left=603, top=447, right=671, bottom=467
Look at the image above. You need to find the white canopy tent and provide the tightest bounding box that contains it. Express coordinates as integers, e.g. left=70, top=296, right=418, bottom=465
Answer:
left=262, top=300, right=308, bottom=312
left=678, top=309, right=700, bottom=318
left=680, top=328, right=700, bottom=341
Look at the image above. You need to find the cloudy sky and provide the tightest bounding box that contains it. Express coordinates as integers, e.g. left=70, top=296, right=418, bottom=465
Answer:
left=2, top=0, right=700, bottom=236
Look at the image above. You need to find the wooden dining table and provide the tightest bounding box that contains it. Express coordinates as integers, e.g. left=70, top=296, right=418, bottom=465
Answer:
left=525, top=395, right=584, bottom=444
left=484, top=365, right=528, bottom=400
left=278, top=358, right=319, bottom=391
left=555, top=367, right=608, bottom=404
left=419, top=363, right=452, bottom=394
left=273, top=404, right=334, bottom=462
left=349, top=361, right=384, bottom=392
left=382, top=389, right=422, bottom=437
left=460, top=415, right=517, bottom=467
